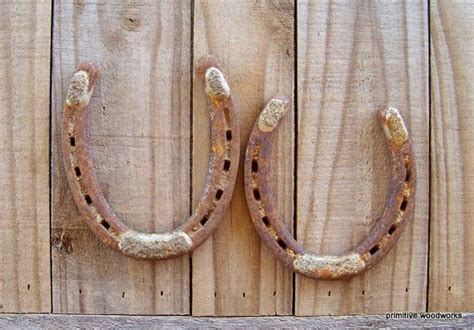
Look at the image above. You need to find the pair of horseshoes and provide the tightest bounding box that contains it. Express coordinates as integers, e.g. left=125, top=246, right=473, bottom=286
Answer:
left=62, top=56, right=239, bottom=259
left=244, top=97, right=416, bottom=279
left=62, top=56, right=416, bottom=279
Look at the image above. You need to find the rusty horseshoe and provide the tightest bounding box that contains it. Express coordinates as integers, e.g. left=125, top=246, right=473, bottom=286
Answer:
left=62, top=56, right=240, bottom=259
left=244, top=97, right=416, bottom=279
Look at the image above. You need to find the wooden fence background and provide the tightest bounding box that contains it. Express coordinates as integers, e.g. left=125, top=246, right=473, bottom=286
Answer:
left=0, top=0, right=472, bottom=316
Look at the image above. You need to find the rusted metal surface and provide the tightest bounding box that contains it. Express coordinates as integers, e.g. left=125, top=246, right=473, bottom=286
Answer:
left=61, top=56, right=240, bottom=259
left=244, top=97, right=416, bottom=279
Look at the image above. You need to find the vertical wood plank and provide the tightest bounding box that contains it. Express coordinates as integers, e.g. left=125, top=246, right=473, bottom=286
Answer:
left=51, top=1, right=191, bottom=314
left=430, top=0, right=474, bottom=312
left=296, top=0, right=429, bottom=315
left=192, top=0, right=294, bottom=316
left=0, top=0, right=52, bottom=313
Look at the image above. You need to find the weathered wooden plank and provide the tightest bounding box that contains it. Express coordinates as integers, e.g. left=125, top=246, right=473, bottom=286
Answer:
left=1, top=313, right=473, bottom=328
left=0, top=0, right=52, bottom=313
left=51, top=1, right=191, bottom=314
left=192, top=0, right=294, bottom=316
left=296, top=0, right=429, bottom=315
left=429, top=0, right=474, bottom=312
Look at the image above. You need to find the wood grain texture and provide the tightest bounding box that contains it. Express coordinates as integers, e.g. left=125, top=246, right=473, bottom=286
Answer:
left=192, top=0, right=294, bottom=316
left=430, top=0, right=474, bottom=312
left=296, top=0, right=429, bottom=315
left=1, top=313, right=472, bottom=328
left=0, top=0, right=51, bottom=312
left=2, top=0, right=472, bottom=316
left=51, top=1, right=191, bottom=314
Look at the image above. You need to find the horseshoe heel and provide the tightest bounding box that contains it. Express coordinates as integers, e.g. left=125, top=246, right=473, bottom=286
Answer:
left=62, top=56, right=240, bottom=259
left=244, top=97, right=416, bottom=279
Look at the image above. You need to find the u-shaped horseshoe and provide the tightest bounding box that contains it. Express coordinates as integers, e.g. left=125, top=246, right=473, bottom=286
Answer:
left=244, top=97, right=416, bottom=279
left=62, top=56, right=240, bottom=259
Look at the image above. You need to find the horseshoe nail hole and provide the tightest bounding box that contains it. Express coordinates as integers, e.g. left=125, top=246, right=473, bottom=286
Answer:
left=405, top=288, right=409, bottom=293
left=405, top=169, right=411, bottom=182
left=226, top=130, right=232, bottom=141
left=122, top=292, right=125, bottom=298
left=74, top=166, right=81, bottom=177
left=273, top=291, right=276, bottom=296
left=262, top=216, right=270, bottom=227
left=84, top=195, right=92, bottom=205
left=388, top=224, right=397, bottom=235
left=369, top=244, right=380, bottom=255
left=69, top=137, right=76, bottom=146
left=214, top=292, right=217, bottom=297
left=27, top=284, right=30, bottom=291
left=448, top=286, right=452, bottom=291
left=277, top=238, right=287, bottom=250
left=224, top=159, right=231, bottom=171
left=253, top=188, right=261, bottom=201
left=79, top=289, right=82, bottom=295
left=242, top=292, right=246, bottom=298
left=160, top=291, right=164, bottom=296
left=200, top=216, right=208, bottom=226
left=252, top=159, right=259, bottom=173
left=362, top=290, right=365, bottom=295
left=328, top=291, right=331, bottom=297
left=100, top=219, right=110, bottom=230
left=400, top=198, right=408, bottom=211
left=215, top=189, right=224, bottom=200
